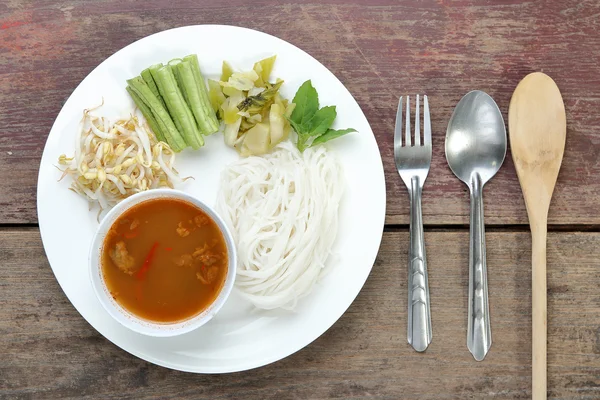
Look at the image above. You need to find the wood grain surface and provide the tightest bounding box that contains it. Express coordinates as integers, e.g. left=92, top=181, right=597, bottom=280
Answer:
left=1, top=229, right=599, bottom=399
left=2, top=0, right=600, bottom=399
left=2, top=0, right=600, bottom=224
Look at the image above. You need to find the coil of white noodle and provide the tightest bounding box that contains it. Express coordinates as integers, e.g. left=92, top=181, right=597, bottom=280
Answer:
left=216, top=141, right=344, bottom=310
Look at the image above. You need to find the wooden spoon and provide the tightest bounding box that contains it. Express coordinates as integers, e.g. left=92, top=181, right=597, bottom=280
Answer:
left=508, top=72, right=566, bottom=400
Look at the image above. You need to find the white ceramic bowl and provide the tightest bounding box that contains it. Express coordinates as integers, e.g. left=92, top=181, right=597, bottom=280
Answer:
left=89, top=189, right=237, bottom=337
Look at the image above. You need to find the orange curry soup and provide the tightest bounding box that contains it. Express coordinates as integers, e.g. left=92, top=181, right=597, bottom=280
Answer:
left=101, top=198, right=228, bottom=323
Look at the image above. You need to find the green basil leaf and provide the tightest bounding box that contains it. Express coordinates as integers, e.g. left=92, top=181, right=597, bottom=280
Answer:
left=311, top=128, right=357, bottom=146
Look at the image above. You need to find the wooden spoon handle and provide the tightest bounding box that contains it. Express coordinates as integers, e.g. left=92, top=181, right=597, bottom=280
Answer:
left=532, top=225, right=547, bottom=400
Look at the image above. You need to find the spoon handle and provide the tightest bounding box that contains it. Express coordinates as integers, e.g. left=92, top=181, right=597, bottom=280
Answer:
left=532, top=224, right=547, bottom=399
left=407, top=178, right=432, bottom=352
left=468, top=173, right=492, bottom=361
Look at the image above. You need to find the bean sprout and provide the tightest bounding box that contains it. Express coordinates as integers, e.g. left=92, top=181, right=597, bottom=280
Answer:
left=58, top=104, right=189, bottom=218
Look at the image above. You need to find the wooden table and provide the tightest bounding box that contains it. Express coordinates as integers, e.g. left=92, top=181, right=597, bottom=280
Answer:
left=2, top=1, right=600, bottom=398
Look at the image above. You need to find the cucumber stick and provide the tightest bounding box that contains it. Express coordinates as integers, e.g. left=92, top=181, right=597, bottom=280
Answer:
left=126, top=85, right=165, bottom=142
left=183, top=54, right=219, bottom=134
left=140, top=68, right=166, bottom=109
left=170, top=59, right=216, bottom=136
left=126, top=76, right=186, bottom=152
left=150, top=64, right=204, bottom=149
left=126, top=54, right=217, bottom=151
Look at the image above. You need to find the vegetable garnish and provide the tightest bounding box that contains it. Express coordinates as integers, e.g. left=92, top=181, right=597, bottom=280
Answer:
left=136, top=241, right=160, bottom=280
left=209, top=55, right=296, bottom=156
left=288, top=80, right=357, bottom=151
left=57, top=104, right=188, bottom=218
left=123, top=230, right=139, bottom=239
left=126, top=55, right=218, bottom=152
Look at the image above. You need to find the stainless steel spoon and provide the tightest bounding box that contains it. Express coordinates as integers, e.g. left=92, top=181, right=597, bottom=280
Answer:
left=445, top=90, right=507, bottom=361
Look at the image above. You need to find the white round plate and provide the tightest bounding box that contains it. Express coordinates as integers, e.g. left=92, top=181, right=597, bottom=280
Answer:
left=37, top=25, right=386, bottom=373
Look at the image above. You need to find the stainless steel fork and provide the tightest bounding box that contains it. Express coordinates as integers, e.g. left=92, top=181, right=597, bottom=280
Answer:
left=394, top=95, right=433, bottom=352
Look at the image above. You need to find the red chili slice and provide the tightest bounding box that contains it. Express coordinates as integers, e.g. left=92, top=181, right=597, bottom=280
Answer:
left=136, top=242, right=159, bottom=280
left=123, top=230, right=139, bottom=239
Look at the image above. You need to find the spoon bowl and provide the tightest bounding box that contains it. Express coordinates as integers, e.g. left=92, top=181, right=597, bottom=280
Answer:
left=446, top=90, right=507, bottom=186
left=445, top=90, right=507, bottom=361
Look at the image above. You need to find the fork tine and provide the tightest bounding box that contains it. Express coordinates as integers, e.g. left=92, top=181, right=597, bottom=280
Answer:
left=405, top=95, right=411, bottom=146
left=423, top=95, right=431, bottom=146
left=414, top=95, right=421, bottom=146
left=395, top=96, right=403, bottom=147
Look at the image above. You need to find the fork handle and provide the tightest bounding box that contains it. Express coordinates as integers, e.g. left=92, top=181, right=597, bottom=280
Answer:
left=467, top=173, right=492, bottom=361
left=407, top=176, right=432, bottom=352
